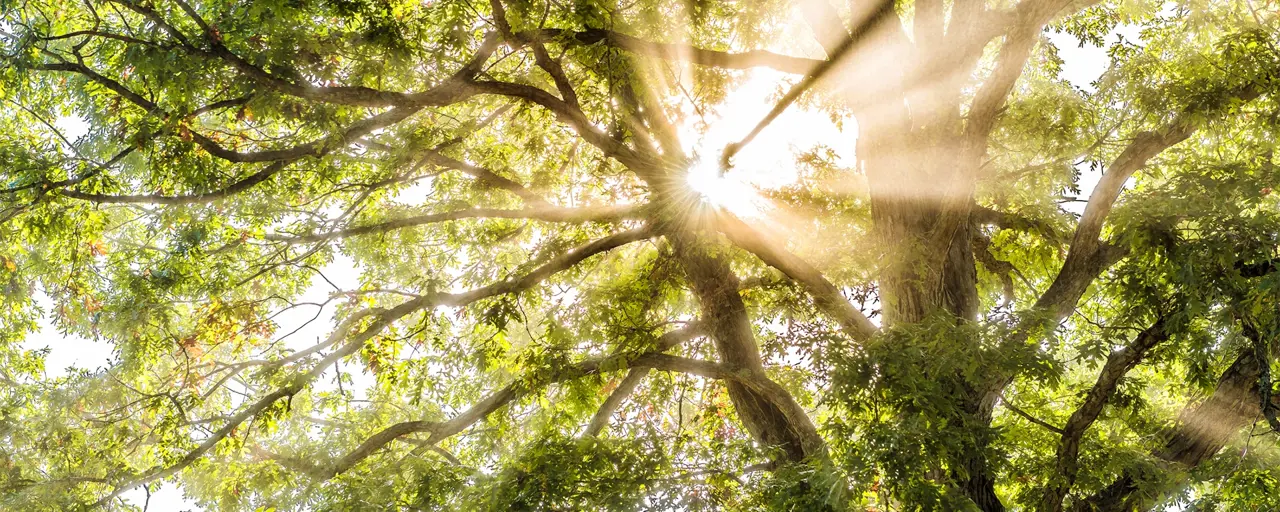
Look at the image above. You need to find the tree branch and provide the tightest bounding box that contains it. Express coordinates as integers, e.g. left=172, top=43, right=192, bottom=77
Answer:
left=1035, top=123, right=1196, bottom=322
left=267, top=204, right=643, bottom=244
left=309, top=325, right=703, bottom=478
left=1000, top=394, right=1065, bottom=434
left=719, top=0, right=896, bottom=170
left=489, top=0, right=580, bottom=108
left=464, top=80, right=659, bottom=175
left=83, top=228, right=649, bottom=503
left=1072, top=344, right=1277, bottom=512
left=972, top=204, right=1066, bottom=244
left=417, top=150, right=552, bottom=207
left=1040, top=320, right=1168, bottom=512
left=715, top=212, right=877, bottom=341
left=583, top=368, right=650, bottom=437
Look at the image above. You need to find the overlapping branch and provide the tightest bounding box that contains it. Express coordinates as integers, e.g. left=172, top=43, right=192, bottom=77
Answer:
left=80, top=227, right=651, bottom=504
left=308, top=325, right=703, bottom=478
left=1072, top=344, right=1280, bottom=511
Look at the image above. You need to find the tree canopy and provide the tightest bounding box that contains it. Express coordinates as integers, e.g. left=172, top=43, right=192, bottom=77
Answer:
left=2, top=0, right=1280, bottom=510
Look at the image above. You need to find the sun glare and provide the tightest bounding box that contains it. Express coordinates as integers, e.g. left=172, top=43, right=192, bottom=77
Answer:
left=676, top=69, right=857, bottom=219
left=685, top=158, right=770, bottom=218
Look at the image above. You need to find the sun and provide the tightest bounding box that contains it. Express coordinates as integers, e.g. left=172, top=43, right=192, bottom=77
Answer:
left=685, top=157, right=771, bottom=218
left=675, top=69, right=857, bottom=220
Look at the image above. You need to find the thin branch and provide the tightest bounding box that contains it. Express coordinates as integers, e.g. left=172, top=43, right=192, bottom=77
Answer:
left=83, top=228, right=650, bottom=503
left=490, top=0, right=580, bottom=107
left=718, top=0, right=896, bottom=170
left=716, top=212, right=877, bottom=341
left=583, top=368, right=650, bottom=436
left=999, top=394, right=1065, bottom=435
left=309, top=325, right=702, bottom=479
left=464, top=79, right=659, bottom=175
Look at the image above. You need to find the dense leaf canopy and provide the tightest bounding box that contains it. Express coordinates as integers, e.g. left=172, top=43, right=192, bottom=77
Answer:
left=2, top=0, right=1280, bottom=510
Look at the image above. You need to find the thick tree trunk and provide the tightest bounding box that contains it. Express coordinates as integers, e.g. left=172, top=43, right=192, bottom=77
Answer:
left=669, top=231, right=819, bottom=461
left=863, top=129, right=998, bottom=510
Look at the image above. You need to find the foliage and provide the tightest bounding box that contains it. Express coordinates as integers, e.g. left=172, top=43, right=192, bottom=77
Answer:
left=1, top=0, right=1280, bottom=510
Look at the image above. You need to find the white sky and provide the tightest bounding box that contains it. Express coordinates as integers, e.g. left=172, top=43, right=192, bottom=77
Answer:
left=19, top=27, right=1125, bottom=511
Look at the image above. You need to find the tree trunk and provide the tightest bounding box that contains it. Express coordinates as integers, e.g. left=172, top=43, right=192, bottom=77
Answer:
left=862, top=126, right=998, bottom=510
left=669, top=230, right=818, bottom=461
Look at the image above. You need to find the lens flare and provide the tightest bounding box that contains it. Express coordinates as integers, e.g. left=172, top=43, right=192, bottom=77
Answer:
left=685, top=158, right=771, bottom=218
left=676, top=69, right=856, bottom=220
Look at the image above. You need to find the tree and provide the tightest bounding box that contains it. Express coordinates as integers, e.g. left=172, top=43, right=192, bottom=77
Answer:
left=1, top=0, right=1278, bottom=509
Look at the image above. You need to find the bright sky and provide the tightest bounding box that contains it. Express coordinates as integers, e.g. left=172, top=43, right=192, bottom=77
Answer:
left=20, top=27, right=1129, bottom=511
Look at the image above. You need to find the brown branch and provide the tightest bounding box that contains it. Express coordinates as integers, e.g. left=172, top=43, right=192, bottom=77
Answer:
left=715, top=213, right=877, bottom=341
left=999, top=394, right=1065, bottom=435
left=972, top=205, right=1066, bottom=245
left=1040, top=320, right=1168, bottom=512
left=417, top=150, right=552, bottom=207
left=85, top=228, right=649, bottom=502
left=267, top=204, right=643, bottom=243
left=972, top=232, right=1020, bottom=305
left=32, top=63, right=430, bottom=202
left=669, top=231, right=826, bottom=461
left=932, top=0, right=1100, bottom=280
left=490, top=0, right=580, bottom=108
left=1072, top=344, right=1278, bottom=512
left=583, top=369, right=650, bottom=437
left=1037, top=74, right=1267, bottom=323
left=36, top=51, right=498, bottom=205
left=432, top=227, right=653, bottom=307
left=113, top=0, right=497, bottom=108
left=464, top=79, right=659, bottom=175
left=1243, top=322, right=1280, bottom=434
left=1035, top=123, right=1196, bottom=322
left=516, top=28, right=825, bottom=75
left=311, top=325, right=702, bottom=478
left=28, top=24, right=500, bottom=204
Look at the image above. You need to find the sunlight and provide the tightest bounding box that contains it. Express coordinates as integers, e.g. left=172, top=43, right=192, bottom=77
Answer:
left=676, top=69, right=857, bottom=219
left=685, top=157, right=771, bottom=218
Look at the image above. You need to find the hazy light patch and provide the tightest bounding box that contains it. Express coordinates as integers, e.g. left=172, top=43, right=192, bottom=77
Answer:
left=275, top=254, right=378, bottom=398
left=54, top=116, right=89, bottom=143
left=121, top=478, right=200, bottom=511
left=1045, top=25, right=1143, bottom=94
left=685, top=158, right=773, bottom=218
left=391, top=174, right=437, bottom=205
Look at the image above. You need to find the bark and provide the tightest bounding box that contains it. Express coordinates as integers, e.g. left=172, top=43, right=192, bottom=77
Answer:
left=1071, top=348, right=1272, bottom=512
left=583, top=368, right=651, bottom=437
left=1040, top=322, right=1168, bottom=512
left=669, top=231, right=822, bottom=461
left=715, top=212, right=877, bottom=341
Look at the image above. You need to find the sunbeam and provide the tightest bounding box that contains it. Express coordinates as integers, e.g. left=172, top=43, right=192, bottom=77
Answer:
left=677, top=69, right=857, bottom=220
